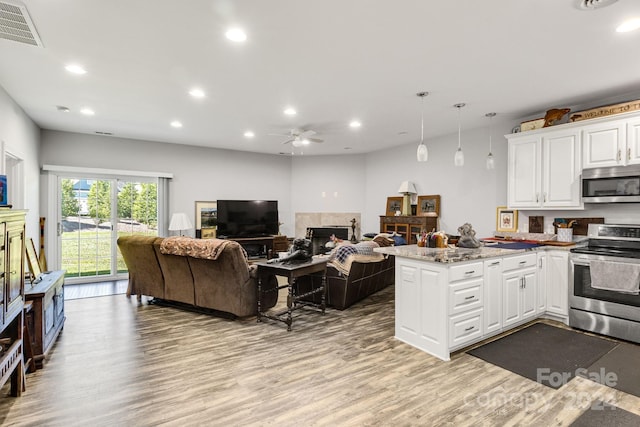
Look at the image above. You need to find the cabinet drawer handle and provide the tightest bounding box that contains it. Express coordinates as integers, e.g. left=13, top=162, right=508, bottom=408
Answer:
left=490, top=261, right=500, bottom=266
left=465, top=270, right=475, bottom=275
left=464, top=326, right=475, bottom=332
left=618, top=149, right=622, bottom=162
left=628, top=147, right=632, bottom=161
left=464, top=295, right=475, bottom=300
left=519, top=261, right=526, bottom=265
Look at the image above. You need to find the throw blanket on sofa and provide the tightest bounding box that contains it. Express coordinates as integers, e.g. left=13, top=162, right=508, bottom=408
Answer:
left=160, top=237, right=242, bottom=260
left=328, top=241, right=384, bottom=276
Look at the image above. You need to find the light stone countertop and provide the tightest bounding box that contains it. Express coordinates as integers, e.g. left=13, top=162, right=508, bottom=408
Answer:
left=374, top=243, right=576, bottom=264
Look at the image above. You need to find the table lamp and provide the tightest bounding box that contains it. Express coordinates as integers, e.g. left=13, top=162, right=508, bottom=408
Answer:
left=168, top=212, right=193, bottom=236
left=398, top=181, right=417, bottom=216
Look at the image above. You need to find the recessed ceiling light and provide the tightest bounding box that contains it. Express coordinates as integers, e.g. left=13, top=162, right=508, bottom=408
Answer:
left=225, top=28, right=247, bottom=42
left=56, top=105, right=70, bottom=113
left=65, top=64, right=87, bottom=75
left=170, top=121, right=183, bottom=128
left=244, top=131, right=255, bottom=138
left=616, top=18, right=640, bottom=33
left=349, top=120, right=362, bottom=128
left=189, top=88, right=206, bottom=98
left=283, top=107, right=297, bottom=116
left=80, top=108, right=95, bottom=116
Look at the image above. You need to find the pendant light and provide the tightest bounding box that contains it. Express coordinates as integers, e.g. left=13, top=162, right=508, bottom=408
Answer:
left=416, top=92, right=429, bottom=162
left=453, top=103, right=465, bottom=167
left=485, top=112, right=496, bottom=170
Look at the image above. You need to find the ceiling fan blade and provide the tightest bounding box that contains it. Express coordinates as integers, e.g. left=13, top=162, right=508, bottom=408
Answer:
left=281, top=138, right=295, bottom=145
left=299, top=130, right=317, bottom=138
left=309, top=137, right=324, bottom=143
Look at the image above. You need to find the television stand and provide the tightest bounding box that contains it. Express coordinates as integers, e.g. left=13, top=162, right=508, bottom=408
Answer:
left=224, top=236, right=286, bottom=260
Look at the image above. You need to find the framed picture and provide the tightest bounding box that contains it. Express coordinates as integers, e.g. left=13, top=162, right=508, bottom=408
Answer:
left=25, top=238, right=42, bottom=283
left=195, top=201, right=217, bottom=239
left=385, top=197, right=403, bottom=216
left=417, top=195, right=440, bottom=217
left=496, top=206, right=518, bottom=233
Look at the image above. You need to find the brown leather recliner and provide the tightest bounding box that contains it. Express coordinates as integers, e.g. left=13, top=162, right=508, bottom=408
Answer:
left=294, top=255, right=395, bottom=310
left=117, top=236, right=277, bottom=317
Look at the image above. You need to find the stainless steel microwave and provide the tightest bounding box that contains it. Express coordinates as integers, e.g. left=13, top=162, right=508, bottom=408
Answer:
left=582, top=165, right=640, bottom=203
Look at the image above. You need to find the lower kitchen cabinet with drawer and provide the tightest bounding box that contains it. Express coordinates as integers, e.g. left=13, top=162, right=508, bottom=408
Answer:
left=25, top=270, right=66, bottom=368
left=391, top=250, right=555, bottom=362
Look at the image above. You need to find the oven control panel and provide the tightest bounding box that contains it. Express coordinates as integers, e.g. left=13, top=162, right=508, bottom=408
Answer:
left=588, top=224, right=640, bottom=240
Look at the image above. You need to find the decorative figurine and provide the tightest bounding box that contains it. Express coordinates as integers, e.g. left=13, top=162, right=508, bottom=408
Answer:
left=350, top=218, right=358, bottom=243
left=457, top=223, right=482, bottom=248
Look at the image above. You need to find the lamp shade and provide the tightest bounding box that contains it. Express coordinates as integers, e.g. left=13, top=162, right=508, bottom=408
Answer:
left=169, top=212, right=193, bottom=232
left=398, top=181, right=417, bottom=194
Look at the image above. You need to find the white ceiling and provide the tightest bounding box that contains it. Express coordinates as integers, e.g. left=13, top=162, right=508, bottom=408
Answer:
left=1, top=0, right=640, bottom=156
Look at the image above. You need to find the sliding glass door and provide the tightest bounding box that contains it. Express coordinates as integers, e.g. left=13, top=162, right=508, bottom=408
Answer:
left=59, top=177, right=158, bottom=283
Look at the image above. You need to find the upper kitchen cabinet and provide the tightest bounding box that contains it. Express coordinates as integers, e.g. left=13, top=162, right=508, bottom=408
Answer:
left=582, top=113, right=640, bottom=169
left=507, top=128, right=582, bottom=210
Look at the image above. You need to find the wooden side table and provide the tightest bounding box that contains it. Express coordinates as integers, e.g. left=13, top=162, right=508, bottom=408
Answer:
left=255, top=258, right=327, bottom=331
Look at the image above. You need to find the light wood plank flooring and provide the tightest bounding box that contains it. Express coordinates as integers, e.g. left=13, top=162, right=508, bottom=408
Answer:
left=1, top=285, right=639, bottom=426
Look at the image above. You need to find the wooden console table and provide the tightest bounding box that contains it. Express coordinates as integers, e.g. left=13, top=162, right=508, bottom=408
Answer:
left=379, top=215, right=438, bottom=245
left=255, top=258, right=327, bottom=331
left=25, top=270, right=65, bottom=368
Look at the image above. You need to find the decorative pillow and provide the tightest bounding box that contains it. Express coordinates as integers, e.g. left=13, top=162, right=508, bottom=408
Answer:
left=355, top=241, right=379, bottom=255
left=392, top=235, right=407, bottom=246
left=373, top=235, right=394, bottom=247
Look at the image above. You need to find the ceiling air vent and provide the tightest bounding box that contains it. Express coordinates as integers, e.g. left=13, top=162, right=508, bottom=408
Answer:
left=0, top=1, right=43, bottom=47
left=578, top=0, right=618, bottom=10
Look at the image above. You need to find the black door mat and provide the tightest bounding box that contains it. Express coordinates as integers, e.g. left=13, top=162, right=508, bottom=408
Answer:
left=570, top=401, right=640, bottom=426
left=580, top=342, right=640, bottom=398
left=467, top=323, right=618, bottom=389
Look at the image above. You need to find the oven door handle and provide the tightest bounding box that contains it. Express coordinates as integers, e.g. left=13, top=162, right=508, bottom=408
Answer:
left=570, top=255, right=592, bottom=266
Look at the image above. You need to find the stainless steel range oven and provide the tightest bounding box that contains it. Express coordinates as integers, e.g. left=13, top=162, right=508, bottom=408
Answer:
left=569, top=224, right=640, bottom=344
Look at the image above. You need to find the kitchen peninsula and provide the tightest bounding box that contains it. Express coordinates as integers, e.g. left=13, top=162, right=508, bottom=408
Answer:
left=375, top=244, right=570, bottom=361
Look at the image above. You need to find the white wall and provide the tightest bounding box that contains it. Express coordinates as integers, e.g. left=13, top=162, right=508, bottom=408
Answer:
left=0, top=84, right=40, bottom=241
left=364, top=123, right=510, bottom=238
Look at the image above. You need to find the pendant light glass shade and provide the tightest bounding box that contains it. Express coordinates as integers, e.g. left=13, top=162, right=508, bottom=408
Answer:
left=416, top=92, right=428, bottom=162
left=485, top=112, right=496, bottom=170
left=453, top=103, right=465, bottom=167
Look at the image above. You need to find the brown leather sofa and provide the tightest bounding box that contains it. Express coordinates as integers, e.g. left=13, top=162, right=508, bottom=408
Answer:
left=294, top=255, right=395, bottom=310
left=117, top=235, right=277, bottom=317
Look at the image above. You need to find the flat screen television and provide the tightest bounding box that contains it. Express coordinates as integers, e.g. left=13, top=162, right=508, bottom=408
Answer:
left=216, top=200, right=279, bottom=238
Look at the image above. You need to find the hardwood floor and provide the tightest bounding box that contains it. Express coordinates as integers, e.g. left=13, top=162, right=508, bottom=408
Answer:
left=1, top=285, right=639, bottom=426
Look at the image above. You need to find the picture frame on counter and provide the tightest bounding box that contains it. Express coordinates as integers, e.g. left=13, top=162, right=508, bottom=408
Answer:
left=496, top=206, right=518, bottom=233
left=195, top=200, right=217, bottom=239
left=417, top=195, right=440, bottom=217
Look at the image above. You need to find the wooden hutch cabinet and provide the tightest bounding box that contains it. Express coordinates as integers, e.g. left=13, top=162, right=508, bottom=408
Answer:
left=0, top=209, right=26, bottom=397
left=379, top=215, right=438, bottom=245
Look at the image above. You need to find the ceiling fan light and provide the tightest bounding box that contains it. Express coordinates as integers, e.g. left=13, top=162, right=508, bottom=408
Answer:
left=291, top=139, right=303, bottom=148
left=417, top=142, right=428, bottom=162
left=301, top=139, right=311, bottom=145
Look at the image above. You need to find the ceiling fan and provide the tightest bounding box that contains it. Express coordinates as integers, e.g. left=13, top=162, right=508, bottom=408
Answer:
left=270, top=129, right=324, bottom=147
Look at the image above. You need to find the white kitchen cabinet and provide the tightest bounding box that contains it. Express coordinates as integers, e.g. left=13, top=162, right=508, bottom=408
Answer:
left=582, top=116, right=640, bottom=168
left=395, top=259, right=449, bottom=360
left=582, top=119, right=627, bottom=168
left=536, top=252, right=547, bottom=315
left=627, top=116, right=640, bottom=165
left=483, top=258, right=503, bottom=335
left=545, top=250, right=569, bottom=322
left=502, top=254, right=537, bottom=329
left=507, top=128, right=582, bottom=209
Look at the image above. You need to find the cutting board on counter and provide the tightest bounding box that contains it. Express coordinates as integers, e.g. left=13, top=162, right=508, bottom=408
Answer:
left=538, top=240, right=576, bottom=246
left=553, top=217, right=604, bottom=235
